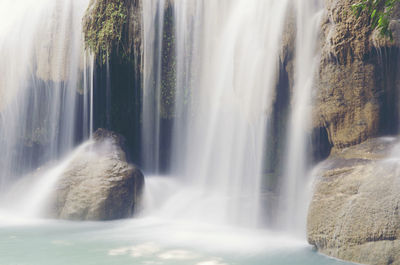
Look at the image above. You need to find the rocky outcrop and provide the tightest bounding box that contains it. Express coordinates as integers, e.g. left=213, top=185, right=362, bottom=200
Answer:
left=47, top=129, right=144, bottom=220
left=313, top=0, right=400, bottom=152
left=307, top=137, right=400, bottom=265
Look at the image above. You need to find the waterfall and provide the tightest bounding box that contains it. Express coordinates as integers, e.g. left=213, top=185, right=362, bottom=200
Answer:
left=142, top=0, right=321, bottom=229
left=0, top=0, right=323, bottom=234
left=0, top=0, right=92, bottom=191
left=279, top=1, right=323, bottom=235
left=142, top=0, right=167, bottom=173
left=171, top=0, right=291, bottom=227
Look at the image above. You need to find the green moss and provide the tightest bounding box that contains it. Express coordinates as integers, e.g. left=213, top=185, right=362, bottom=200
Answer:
left=83, top=0, right=128, bottom=64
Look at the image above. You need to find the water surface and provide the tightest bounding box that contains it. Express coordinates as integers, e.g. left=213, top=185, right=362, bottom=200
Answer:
left=0, top=217, right=354, bottom=265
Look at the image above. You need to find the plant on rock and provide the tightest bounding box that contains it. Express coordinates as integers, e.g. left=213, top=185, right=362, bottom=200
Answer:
left=352, top=0, right=400, bottom=39
left=83, top=0, right=128, bottom=64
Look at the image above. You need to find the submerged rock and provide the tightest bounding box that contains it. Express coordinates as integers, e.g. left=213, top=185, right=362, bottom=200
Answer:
left=307, top=137, right=400, bottom=265
left=47, top=128, right=144, bottom=221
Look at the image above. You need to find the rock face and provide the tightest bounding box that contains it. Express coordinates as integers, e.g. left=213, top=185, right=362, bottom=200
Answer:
left=313, top=0, right=400, bottom=152
left=307, top=138, right=400, bottom=265
left=48, top=129, right=144, bottom=220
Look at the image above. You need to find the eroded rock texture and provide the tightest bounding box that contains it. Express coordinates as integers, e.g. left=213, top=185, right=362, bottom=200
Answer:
left=313, top=0, right=400, bottom=151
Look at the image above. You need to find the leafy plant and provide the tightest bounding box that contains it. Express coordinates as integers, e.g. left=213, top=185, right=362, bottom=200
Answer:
left=352, top=0, right=400, bottom=39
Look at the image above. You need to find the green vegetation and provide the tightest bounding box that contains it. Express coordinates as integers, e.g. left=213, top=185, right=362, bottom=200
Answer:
left=83, top=0, right=128, bottom=64
left=352, top=0, right=400, bottom=39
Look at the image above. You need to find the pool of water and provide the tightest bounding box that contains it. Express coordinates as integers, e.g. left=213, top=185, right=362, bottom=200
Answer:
left=0, top=216, right=354, bottom=265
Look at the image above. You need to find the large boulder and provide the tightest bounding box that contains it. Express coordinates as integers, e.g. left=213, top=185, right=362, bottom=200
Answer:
left=307, top=137, right=400, bottom=265
left=47, top=129, right=144, bottom=221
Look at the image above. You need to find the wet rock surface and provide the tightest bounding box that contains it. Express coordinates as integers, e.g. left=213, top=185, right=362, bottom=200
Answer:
left=47, top=129, right=144, bottom=221
left=308, top=137, right=400, bottom=265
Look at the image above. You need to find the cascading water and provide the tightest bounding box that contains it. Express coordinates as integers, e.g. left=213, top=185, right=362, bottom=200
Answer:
left=0, top=0, right=92, bottom=211
left=142, top=0, right=167, bottom=173
left=141, top=0, right=322, bottom=230
left=142, top=0, right=290, bottom=226
left=0, top=1, right=359, bottom=264
left=279, top=0, right=323, bottom=235
left=0, top=0, right=323, bottom=237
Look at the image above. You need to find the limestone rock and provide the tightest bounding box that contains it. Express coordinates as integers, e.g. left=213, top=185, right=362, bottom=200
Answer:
left=48, top=129, right=144, bottom=220
left=313, top=0, right=400, bottom=151
left=307, top=137, right=400, bottom=265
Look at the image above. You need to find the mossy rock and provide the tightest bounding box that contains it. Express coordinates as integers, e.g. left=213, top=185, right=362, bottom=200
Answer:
left=83, top=0, right=129, bottom=64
